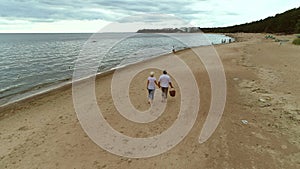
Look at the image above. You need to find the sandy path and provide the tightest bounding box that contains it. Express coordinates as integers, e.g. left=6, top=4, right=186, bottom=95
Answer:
left=0, top=33, right=299, bottom=169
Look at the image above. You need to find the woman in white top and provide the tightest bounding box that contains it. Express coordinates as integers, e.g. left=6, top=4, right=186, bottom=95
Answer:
left=147, top=71, right=158, bottom=104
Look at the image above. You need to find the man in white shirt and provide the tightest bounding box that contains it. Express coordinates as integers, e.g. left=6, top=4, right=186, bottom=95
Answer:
left=158, top=70, right=174, bottom=102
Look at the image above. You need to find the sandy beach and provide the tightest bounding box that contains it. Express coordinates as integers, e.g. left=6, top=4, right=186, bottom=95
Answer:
left=0, top=33, right=299, bottom=169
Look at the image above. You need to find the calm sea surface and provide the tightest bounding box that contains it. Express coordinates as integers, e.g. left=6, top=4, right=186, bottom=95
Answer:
left=0, top=33, right=233, bottom=106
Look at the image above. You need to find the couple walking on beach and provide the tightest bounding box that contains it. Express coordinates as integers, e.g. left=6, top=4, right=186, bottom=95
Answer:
left=147, top=70, right=174, bottom=104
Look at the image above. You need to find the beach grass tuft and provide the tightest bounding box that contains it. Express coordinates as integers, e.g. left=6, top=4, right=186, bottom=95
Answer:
left=292, top=38, right=300, bottom=45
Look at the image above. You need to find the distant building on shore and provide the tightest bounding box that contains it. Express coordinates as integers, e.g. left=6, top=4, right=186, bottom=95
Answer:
left=137, top=27, right=201, bottom=33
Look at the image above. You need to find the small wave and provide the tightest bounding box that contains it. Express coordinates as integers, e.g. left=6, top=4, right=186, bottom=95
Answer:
left=0, top=83, right=26, bottom=94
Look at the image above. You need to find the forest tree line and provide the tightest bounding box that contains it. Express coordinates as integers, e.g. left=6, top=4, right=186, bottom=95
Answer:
left=201, top=7, right=300, bottom=34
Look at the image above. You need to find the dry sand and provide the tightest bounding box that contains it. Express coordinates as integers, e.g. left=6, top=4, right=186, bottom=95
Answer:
left=0, top=33, right=299, bottom=169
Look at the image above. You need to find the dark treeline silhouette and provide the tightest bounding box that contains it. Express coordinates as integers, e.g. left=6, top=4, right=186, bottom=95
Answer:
left=201, top=7, right=300, bottom=34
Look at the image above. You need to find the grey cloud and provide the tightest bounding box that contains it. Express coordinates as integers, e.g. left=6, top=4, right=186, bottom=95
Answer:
left=94, top=0, right=210, bottom=16
left=0, top=0, right=210, bottom=23
left=0, top=0, right=117, bottom=21
left=223, top=12, right=240, bottom=16
left=118, top=14, right=189, bottom=24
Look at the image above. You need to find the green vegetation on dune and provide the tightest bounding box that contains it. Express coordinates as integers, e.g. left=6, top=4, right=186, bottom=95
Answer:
left=292, top=38, right=300, bottom=45
left=202, top=7, right=300, bottom=34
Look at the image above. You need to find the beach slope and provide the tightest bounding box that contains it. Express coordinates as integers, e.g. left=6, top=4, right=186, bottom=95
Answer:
left=0, top=33, right=299, bottom=169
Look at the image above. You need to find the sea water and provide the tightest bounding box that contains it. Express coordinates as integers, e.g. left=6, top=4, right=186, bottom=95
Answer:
left=0, top=33, right=233, bottom=106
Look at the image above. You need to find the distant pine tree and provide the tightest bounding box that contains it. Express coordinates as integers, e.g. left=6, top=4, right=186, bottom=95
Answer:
left=295, top=20, right=300, bottom=33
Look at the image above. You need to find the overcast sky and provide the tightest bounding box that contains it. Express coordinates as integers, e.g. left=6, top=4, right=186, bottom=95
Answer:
left=0, top=0, right=299, bottom=33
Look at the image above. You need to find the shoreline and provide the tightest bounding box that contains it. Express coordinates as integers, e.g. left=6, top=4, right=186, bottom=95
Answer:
left=0, top=33, right=235, bottom=113
left=0, top=47, right=189, bottom=116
